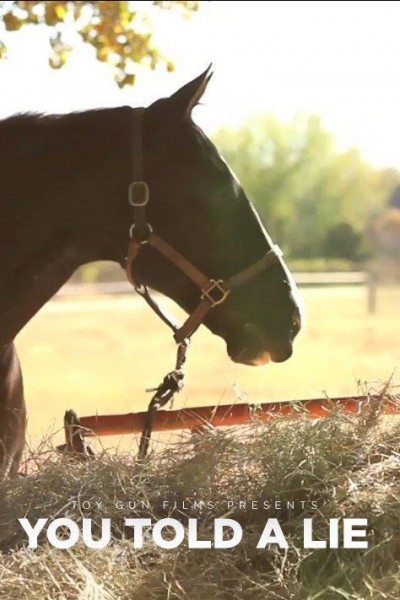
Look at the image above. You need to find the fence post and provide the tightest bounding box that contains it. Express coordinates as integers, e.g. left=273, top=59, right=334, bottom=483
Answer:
left=367, top=267, right=378, bottom=314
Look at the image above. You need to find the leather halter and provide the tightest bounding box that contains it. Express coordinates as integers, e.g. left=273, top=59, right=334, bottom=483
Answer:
left=125, top=108, right=283, bottom=347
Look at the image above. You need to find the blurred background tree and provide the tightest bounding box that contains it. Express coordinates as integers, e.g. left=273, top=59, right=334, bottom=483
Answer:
left=322, top=223, right=364, bottom=261
left=0, top=1, right=200, bottom=87
left=213, top=115, right=400, bottom=264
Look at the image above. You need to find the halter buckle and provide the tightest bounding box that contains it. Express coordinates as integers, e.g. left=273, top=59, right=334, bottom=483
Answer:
left=128, top=181, right=149, bottom=207
left=201, top=279, right=230, bottom=307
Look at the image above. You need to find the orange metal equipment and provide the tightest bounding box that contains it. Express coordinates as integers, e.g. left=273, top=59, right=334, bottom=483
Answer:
left=77, top=394, right=400, bottom=438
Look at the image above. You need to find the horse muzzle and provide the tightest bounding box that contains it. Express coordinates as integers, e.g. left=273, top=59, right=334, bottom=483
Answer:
left=227, top=322, right=294, bottom=366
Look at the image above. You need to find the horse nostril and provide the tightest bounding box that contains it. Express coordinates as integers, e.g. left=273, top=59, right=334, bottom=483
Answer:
left=244, top=319, right=299, bottom=362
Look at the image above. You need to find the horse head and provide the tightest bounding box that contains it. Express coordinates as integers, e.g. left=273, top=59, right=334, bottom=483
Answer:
left=126, top=67, right=303, bottom=366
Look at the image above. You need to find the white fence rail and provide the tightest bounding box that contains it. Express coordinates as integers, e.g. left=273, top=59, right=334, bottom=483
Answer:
left=56, top=272, right=367, bottom=298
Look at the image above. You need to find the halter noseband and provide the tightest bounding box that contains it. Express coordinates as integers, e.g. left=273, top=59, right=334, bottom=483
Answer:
left=125, top=108, right=282, bottom=459
left=125, top=108, right=283, bottom=346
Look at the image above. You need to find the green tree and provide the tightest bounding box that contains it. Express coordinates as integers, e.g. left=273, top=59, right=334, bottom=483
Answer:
left=322, top=222, right=363, bottom=260
left=0, top=1, right=201, bottom=87
left=213, top=114, right=400, bottom=260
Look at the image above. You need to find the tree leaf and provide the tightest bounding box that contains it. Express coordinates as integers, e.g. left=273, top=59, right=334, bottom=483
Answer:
left=0, top=0, right=203, bottom=85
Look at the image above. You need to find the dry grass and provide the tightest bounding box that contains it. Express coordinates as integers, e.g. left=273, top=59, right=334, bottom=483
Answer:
left=2, top=391, right=400, bottom=599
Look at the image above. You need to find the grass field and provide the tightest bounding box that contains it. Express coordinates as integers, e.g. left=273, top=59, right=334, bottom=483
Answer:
left=15, top=285, right=400, bottom=448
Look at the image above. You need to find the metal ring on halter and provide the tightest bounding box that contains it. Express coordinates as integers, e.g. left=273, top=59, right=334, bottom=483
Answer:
left=129, top=222, right=153, bottom=243
left=128, top=181, right=149, bottom=207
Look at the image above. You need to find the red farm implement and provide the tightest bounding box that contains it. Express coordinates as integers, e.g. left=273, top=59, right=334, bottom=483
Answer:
left=58, top=393, right=400, bottom=459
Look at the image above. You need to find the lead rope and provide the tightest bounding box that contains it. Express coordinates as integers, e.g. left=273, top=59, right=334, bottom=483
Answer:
left=135, top=284, right=190, bottom=460
left=137, top=334, right=189, bottom=461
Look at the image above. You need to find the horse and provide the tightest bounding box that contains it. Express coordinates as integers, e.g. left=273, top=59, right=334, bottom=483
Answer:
left=0, top=67, right=302, bottom=479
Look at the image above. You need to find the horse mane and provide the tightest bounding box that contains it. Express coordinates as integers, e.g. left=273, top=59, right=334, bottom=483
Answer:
left=0, top=107, right=132, bottom=141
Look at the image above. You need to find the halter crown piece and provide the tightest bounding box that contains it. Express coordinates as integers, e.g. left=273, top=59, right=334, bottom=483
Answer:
left=125, top=109, right=283, bottom=459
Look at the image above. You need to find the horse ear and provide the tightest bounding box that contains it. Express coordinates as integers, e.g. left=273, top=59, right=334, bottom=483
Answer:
left=168, top=65, right=213, bottom=119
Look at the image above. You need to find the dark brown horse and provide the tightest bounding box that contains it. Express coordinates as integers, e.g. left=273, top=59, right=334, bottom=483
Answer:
left=0, top=68, right=302, bottom=479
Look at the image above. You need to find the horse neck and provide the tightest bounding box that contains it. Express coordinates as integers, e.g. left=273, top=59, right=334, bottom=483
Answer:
left=0, top=107, right=135, bottom=344
left=1, top=108, right=133, bottom=269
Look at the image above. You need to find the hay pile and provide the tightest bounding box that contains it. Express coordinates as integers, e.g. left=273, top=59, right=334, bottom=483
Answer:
left=1, top=393, right=400, bottom=600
